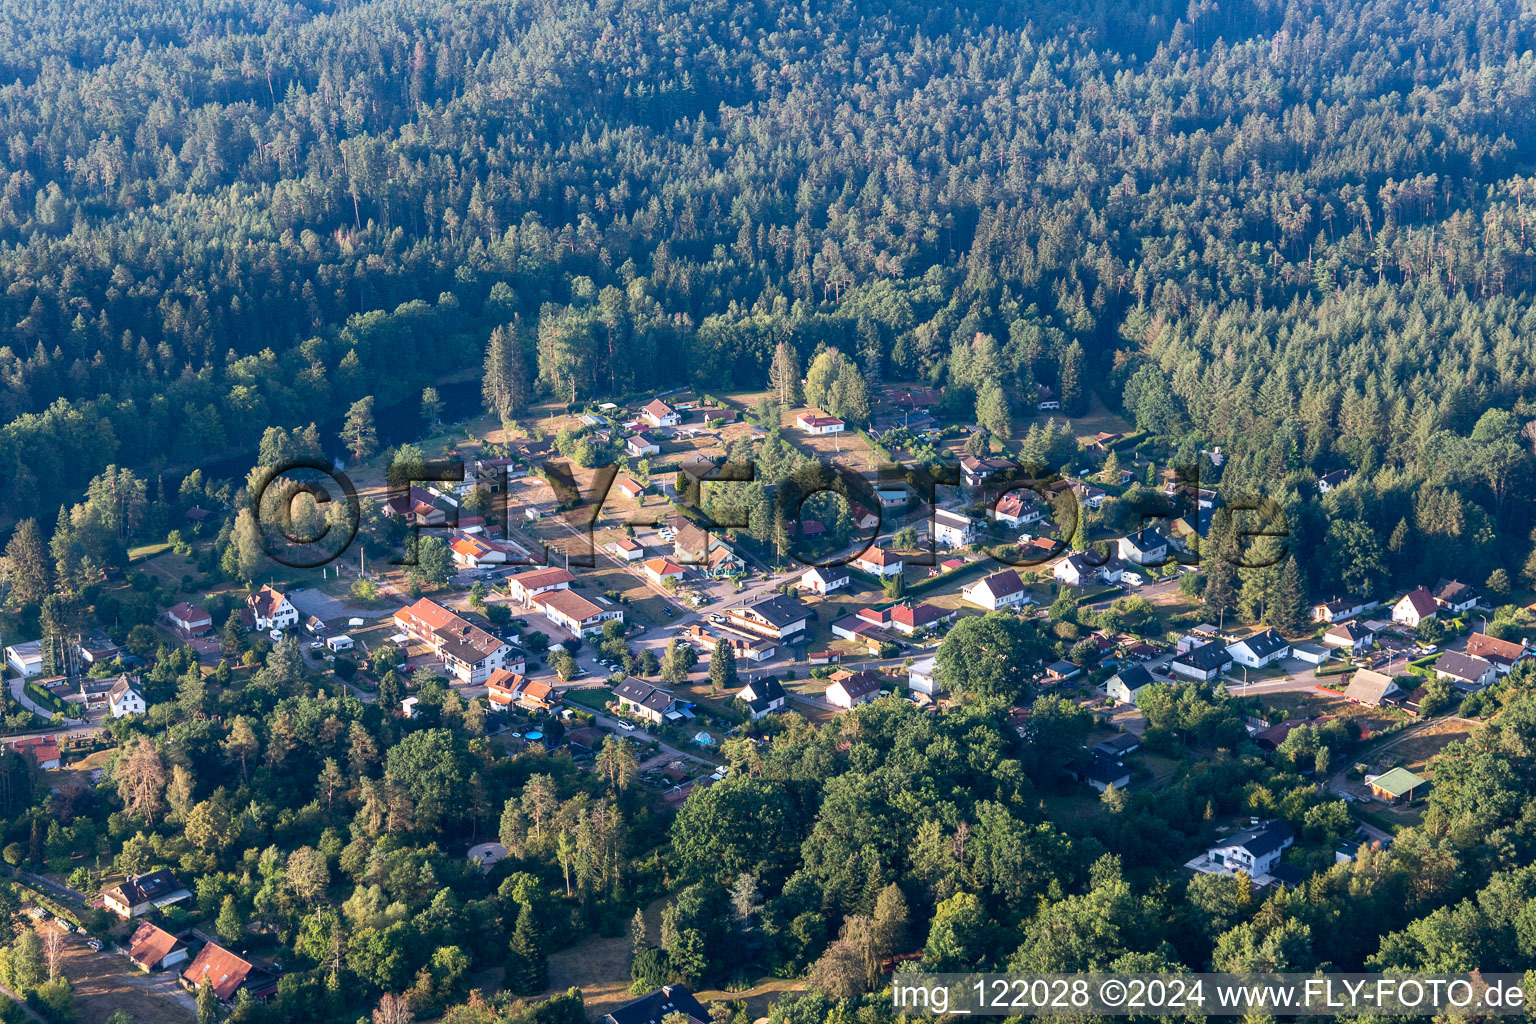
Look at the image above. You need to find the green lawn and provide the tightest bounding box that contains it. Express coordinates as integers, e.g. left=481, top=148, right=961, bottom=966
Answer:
left=562, top=686, right=614, bottom=712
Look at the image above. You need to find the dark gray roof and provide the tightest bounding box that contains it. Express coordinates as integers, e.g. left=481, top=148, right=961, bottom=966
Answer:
left=738, top=678, right=786, bottom=707
left=1232, top=629, right=1289, bottom=659
left=615, top=678, right=675, bottom=713
left=1224, top=820, right=1294, bottom=859
left=1084, top=755, right=1130, bottom=787
left=603, top=987, right=710, bottom=1024
left=1112, top=665, right=1153, bottom=691
left=1094, top=733, right=1141, bottom=756
left=1434, top=651, right=1494, bottom=682
left=743, top=594, right=811, bottom=628
left=1176, top=640, right=1232, bottom=672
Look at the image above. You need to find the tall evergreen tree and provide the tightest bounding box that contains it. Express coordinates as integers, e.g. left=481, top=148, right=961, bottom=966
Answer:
left=507, top=903, right=547, bottom=995
left=1273, top=556, right=1306, bottom=633
left=483, top=322, right=531, bottom=431
left=709, top=639, right=738, bottom=694
left=0, top=518, right=50, bottom=609
left=768, top=341, right=802, bottom=407
left=340, top=397, right=378, bottom=461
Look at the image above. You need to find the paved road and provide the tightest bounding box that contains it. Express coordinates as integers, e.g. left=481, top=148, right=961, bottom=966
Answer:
left=4, top=679, right=105, bottom=740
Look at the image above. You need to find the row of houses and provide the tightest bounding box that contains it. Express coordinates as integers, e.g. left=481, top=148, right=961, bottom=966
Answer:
left=392, top=599, right=523, bottom=684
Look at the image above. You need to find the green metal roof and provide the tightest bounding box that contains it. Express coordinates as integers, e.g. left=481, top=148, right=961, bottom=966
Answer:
left=1370, top=766, right=1428, bottom=798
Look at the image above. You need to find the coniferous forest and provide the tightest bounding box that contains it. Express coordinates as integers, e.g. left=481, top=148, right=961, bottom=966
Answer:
left=0, top=1, right=1533, bottom=1023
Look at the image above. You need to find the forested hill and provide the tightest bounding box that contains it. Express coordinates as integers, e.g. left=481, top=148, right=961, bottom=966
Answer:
left=2, top=0, right=1536, bottom=562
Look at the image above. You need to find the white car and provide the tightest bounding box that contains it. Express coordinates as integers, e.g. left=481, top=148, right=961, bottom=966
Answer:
left=617, top=720, right=636, bottom=732
left=270, top=629, right=285, bottom=641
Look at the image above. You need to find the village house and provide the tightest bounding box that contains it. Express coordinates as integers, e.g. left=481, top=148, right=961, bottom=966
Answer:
left=393, top=598, right=522, bottom=683
left=1074, top=755, right=1132, bottom=794
left=128, top=921, right=189, bottom=972
left=725, top=594, right=812, bottom=641
left=247, top=585, right=299, bottom=632
left=507, top=566, right=576, bottom=604
left=383, top=485, right=449, bottom=526
left=1324, top=620, right=1376, bottom=652
left=108, top=676, right=147, bottom=717
left=1225, top=629, right=1291, bottom=669
left=850, top=503, right=881, bottom=531
left=1392, top=588, right=1440, bottom=627
left=181, top=941, right=276, bottom=1003
left=1431, top=578, right=1479, bottom=613
left=826, top=669, right=881, bottom=709
left=1105, top=664, right=1155, bottom=704
left=1053, top=551, right=1124, bottom=587
left=1433, top=651, right=1498, bottom=690
left=1466, top=632, right=1531, bottom=673
left=614, top=677, right=688, bottom=723
left=1171, top=641, right=1232, bottom=682
left=166, top=602, right=213, bottom=636
left=642, top=557, right=686, bottom=586
left=960, top=455, right=1013, bottom=489
left=1200, top=820, right=1295, bottom=879
left=626, top=433, right=660, bottom=458
left=889, top=602, right=957, bottom=635
left=962, top=569, right=1031, bottom=611
left=104, top=869, right=191, bottom=918
left=3, top=640, right=42, bottom=678
left=853, top=546, right=905, bottom=577
left=1316, top=469, right=1351, bottom=493
left=1116, top=528, right=1168, bottom=567
left=797, top=565, right=851, bottom=594
left=472, top=457, right=525, bottom=494
left=737, top=678, right=788, bottom=719
left=908, top=657, right=938, bottom=695
left=1367, top=767, right=1428, bottom=804
left=640, top=398, right=681, bottom=428
left=1045, top=659, right=1083, bottom=683
left=932, top=508, right=981, bottom=548
left=8, top=736, right=60, bottom=770
left=602, top=986, right=711, bottom=1024
left=615, top=477, right=646, bottom=501
left=1343, top=668, right=1401, bottom=706
left=449, top=531, right=528, bottom=569
left=607, top=538, right=645, bottom=562
left=991, top=491, right=1045, bottom=528
left=795, top=411, right=846, bottom=435
left=536, top=590, right=625, bottom=638
left=1311, top=596, right=1371, bottom=623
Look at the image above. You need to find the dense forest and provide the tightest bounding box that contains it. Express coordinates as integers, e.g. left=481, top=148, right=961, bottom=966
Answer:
left=0, top=0, right=1534, bottom=1022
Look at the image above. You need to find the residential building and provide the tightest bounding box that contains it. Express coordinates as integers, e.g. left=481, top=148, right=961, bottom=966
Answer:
left=181, top=942, right=270, bottom=1003
left=853, top=546, right=904, bottom=577
left=1053, top=551, right=1123, bottom=586
left=850, top=504, right=880, bottom=531
left=108, top=676, right=147, bottom=717
left=1171, top=641, right=1232, bottom=682
left=737, top=678, right=788, bottom=719
left=889, top=602, right=957, bottom=635
left=626, top=434, right=660, bottom=458
left=79, top=677, right=115, bottom=709
left=1290, top=642, right=1332, bottom=665
left=485, top=669, right=522, bottom=713
left=641, top=399, right=681, bottom=428
left=3, top=640, right=42, bottom=678
left=1343, top=669, right=1401, bottom=706
left=615, top=477, right=646, bottom=500
left=991, top=491, right=1045, bottom=528
left=669, top=516, right=728, bottom=564
left=1368, top=767, right=1428, bottom=804
left=641, top=557, right=686, bottom=586
left=908, top=657, right=937, bottom=695
left=826, top=669, right=881, bottom=709
left=1316, top=469, right=1350, bottom=493
left=1431, top=578, right=1479, bottom=612
left=1392, top=588, right=1439, bottom=627
left=797, top=566, right=850, bottom=594
left=383, top=485, right=448, bottom=526
left=393, top=599, right=521, bottom=684
left=960, top=455, right=1012, bottom=489
left=1076, top=754, right=1131, bottom=793
left=1465, top=632, right=1531, bottom=674
left=128, top=921, right=188, bottom=972
left=537, top=590, right=624, bottom=638
left=1433, top=651, right=1497, bottom=690
left=166, top=602, right=213, bottom=636
left=601, top=986, right=710, bottom=1024
left=1094, top=733, right=1141, bottom=759
left=1225, top=629, right=1291, bottom=669
left=1202, top=821, right=1295, bottom=878
left=7, top=736, right=59, bottom=769
left=1311, top=596, right=1370, bottom=623
left=932, top=509, right=981, bottom=548
left=1323, top=620, right=1375, bottom=652
left=104, top=869, right=191, bottom=918
left=1105, top=665, right=1154, bottom=704
left=607, top=538, right=645, bottom=562
left=962, top=569, right=1030, bottom=611
left=507, top=566, right=576, bottom=604
left=1116, top=529, right=1168, bottom=566
left=874, top=484, right=913, bottom=509
left=725, top=594, right=812, bottom=641
left=1044, top=659, right=1083, bottom=682
left=76, top=633, right=121, bottom=665
left=247, top=585, right=298, bottom=632
left=614, top=678, right=686, bottom=723
left=448, top=531, right=528, bottom=569
left=795, top=411, right=846, bottom=435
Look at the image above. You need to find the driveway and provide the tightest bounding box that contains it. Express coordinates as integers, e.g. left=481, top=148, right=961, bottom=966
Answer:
left=286, top=587, right=380, bottom=624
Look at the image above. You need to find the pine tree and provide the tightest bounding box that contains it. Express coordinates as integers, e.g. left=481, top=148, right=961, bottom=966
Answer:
left=1059, top=340, right=1085, bottom=415
left=1272, top=556, right=1306, bottom=633
left=197, top=979, right=218, bottom=1024
left=630, top=908, right=648, bottom=965
left=709, top=639, right=738, bottom=694
left=508, top=903, right=547, bottom=995
left=483, top=322, right=531, bottom=430
left=219, top=613, right=245, bottom=659
left=1203, top=556, right=1238, bottom=623
left=340, top=396, right=378, bottom=461
left=0, top=518, right=50, bottom=609
left=768, top=341, right=802, bottom=406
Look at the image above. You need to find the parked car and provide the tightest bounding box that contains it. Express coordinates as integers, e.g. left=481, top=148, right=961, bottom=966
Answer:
left=617, top=720, right=636, bottom=731
left=86, top=939, right=102, bottom=951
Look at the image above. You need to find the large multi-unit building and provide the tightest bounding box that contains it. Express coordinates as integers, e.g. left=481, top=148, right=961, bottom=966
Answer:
left=393, top=599, right=522, bottom=684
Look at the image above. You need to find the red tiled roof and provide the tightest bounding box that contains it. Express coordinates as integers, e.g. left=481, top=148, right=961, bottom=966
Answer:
left=643, top=398, right=675, bottom=419
left=248, top=585, right=287, bottom=619
left=857, top=546, right=903, bottom=568
left=182, top=942, right=252, bottom=1000
left=129, top=922, right=182, bottom=969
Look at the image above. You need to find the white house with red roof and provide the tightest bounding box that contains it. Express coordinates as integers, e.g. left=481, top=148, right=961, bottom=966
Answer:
left=853, top=546, right=904, bottom=577
left=247, top=585, right=298, bottom=632
left=449, top=531, right=529, bottom=569
left=393, top=598, right=521, bottom=684
left=641, top=399, right=680, bottom=428
left=962, top=570, right=1031, bottom=611
left=166, top=602, right=213, bottom=636
left=642, top=557, right=686, bottom=585
left=615, top=477, right=646, bottom=500
left=536, top=590, right=625, bottom=637
left=607, top=538, right=645, bottom=562
left=1392, top=588, right=1439, bottom=627
left=796, top=411, right=846, bottom=435
left=508, top=566, right=576, bottom=604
